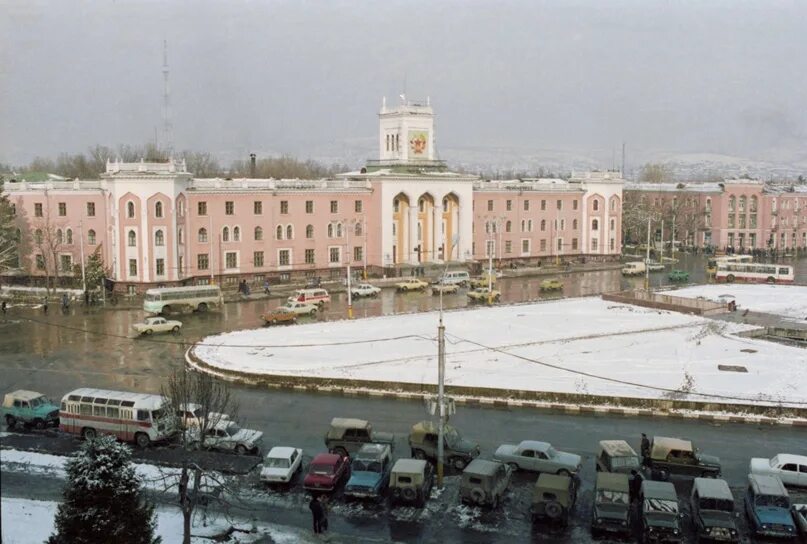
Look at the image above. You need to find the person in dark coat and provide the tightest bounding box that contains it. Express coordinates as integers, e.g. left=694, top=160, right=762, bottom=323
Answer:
left=629, top=469, right=644, bottom=503
left=308, top=495, right=324, bottom=534
left=1, top=301, right=6, bottom=315
left=640, top=433, right=650, bottom=464
left=43, top=297, right=49, bottom=314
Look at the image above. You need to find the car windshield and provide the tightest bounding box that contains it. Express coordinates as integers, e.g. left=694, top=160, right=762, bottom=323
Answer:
left=145, top=293, right=160, bottom=301
left=597, top=489, right=629, bottom=506
left=224, top=422, right=241, bottom=436
left=266, top=457, right=290, bottom=468
left=151, top=408, right=166, bottom=421
left=610, top=455, right=640, bottom=468
left=699, top=498, right=733, bottom=512
left=644, top=498, right=679, bottom=516
left=311, top=464, right=334, bottom=475
left=756, top=494, right=790, bottom=509
left=30, top=396, right=50, bottom=407
left=353, top=459, right=382, bottom=473
left=444, top=428, right=460, bottom=447
left=546, top=446, right=558, bottom=458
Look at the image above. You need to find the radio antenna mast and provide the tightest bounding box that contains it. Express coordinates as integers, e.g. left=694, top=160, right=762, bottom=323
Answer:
left=161, top=40, right=173, bottom=153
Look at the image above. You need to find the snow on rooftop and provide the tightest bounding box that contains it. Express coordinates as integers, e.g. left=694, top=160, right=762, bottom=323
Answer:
left=660, top=284, right=807, bottom=321
left=194, top=295, right=807, bottom=408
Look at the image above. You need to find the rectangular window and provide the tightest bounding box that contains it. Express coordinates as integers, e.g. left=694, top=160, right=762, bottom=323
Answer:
left=225, top=252, right=237, bottom=269
left=610, top=238, right=615, bottom=251
left=58, top=202, right=67, bottom=216
left=728, top=214, right=735, bottom=228
left=739, top=215, right=746, bottom=228
left=750, top=214, right=757, bottom=228
left=178, top=256, right=183, bottom=275
left=572, top=238, right=578, bottom=250
left=254, top=251, right=264, bottom=267
left=129, top=259, right=137, bottom=277
left=487, top=200, right=493, bottom=211
left=280, top=200, right=288, bottom=214
left=156, top=258, right=165, bottom=276
left=329, top=247, right=340, bottom=263
left=330, top=200, right=338, bottom=213
left=557, top=200, right=562, bottom=210
left=197, top=254, right=209, bottom=270
left=557, top=238, right=563, bottom=251
left=591, top=238, right=599, bottom=251
left=355, top=200, right=363, bottom=213
left=279, top=249, right=290, bottom=266
left=540, top=239, right=547, bottom=252
left=505, top=240, right=512, bottom=253
left=306, top=200, right=314, bottom=214
left=254, top=201, right=262, bottom=215
left=523, top=200, right=530, bottom=211
left=198, top=201, right=207, bottom=216
left=353, top=246, right=363, bottom=262
left=35, top=203, right=43, bottom=217
left=36, top=254, right=45, bottom=270
left=305, top=249, right=315, bottom=264
left=573, top=200, right=578, bottom=210
left=86, top=202, right=95, bottom=216
left=225, top=201, right=234, bottom=215
left=522, top=239, right=530, bottom=254
left=541, top=200, right=546, bottom=211
left=506, top=199, right=512, bottom=211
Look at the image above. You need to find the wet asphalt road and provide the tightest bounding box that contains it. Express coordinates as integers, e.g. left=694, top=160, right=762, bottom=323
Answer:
left=1, top=253, right=806, bottom=542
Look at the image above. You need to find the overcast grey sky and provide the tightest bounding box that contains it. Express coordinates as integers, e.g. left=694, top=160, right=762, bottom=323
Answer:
left=2, top=0, right=806, bottom=167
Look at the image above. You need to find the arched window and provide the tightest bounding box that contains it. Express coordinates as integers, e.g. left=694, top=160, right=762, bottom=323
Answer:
left=306, top=225, right=314, bottom=239
left=492, top=222, right=497, bottom=234
left=254, top=226, right=263, bottom=241
left=729, top=195, right=736, bottom=212
left=276, top=225, right=283, bottom=240
left=505, top=220, right=512, bottom=233
left=336, top=223, right=343, bottom=237
left=327, top=224, right=334, bottom=238
left=592, top=199, right=599, bottom=211
left=178, top=228, right=183, bottom=244
left=528, top=219, right=533, bottom=232
left=286, top=225, right=293, bottom=240
left=127, top=201, right=135, bottom=218
left=56, top=229, right=64, bottom=244
left=66, top=228, right=73, bottom=244
left=222, top=226, right=230, bottom=242
left=393, top=199, right=400, bottom=213
left=233, top=226, right=240, bottom=242
left=128, top=230, right=136, bottom=246
left=573, top=219, right=578, bottom=230
left=739, top=196, right=747, bottom=213
left=355, top=222, right=362, bottom=236
left=35, top=229, right=43, bottom=245
left=750, top=195, right=758, bottom=212
left=418, top=199, right=425, bottom=212
left=88, top=229, right=96, bottom=245
left=198, top=228, right=208, bottom=243
left=485, top=222, right=490, bottom=234
left=155, top=230, right=164, bottom=246
left=540, top=220, right=546, bottom=231
left=610, top=198, right=616, bottom=211
left=592, top=219, right=599, bottom=231
left=520, top=219, right=525, bottom=232
left=155, top=201, right=163, bottom=218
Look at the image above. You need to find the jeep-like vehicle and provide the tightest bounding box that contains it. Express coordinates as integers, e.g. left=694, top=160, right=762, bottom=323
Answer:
left=389, top=458, right=434, bottom=507
left=691, top=477, right=740, bottom=543
left=459, top=459, right=512, bottom=509
left=596, top=439, right=641, bottom=474
left=408, top=421, right=480, bottom=471
left=345, top=443, right=393, bottom=500
left=639, top=480, right=683, bottom=543
left=591, top=472, right=631, bottom=538
left=324, top=417, right=395, bottom=457
left=2, top=390, right=60, bottom=429
left=644, top=436, right=721, bottom=479
left=532, top=473, right=578, bottom=528
left=744, top=474, right=798, bottom=540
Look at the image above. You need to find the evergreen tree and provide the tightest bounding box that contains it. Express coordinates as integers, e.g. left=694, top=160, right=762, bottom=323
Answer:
left=48, top=435, right=161, bottom=544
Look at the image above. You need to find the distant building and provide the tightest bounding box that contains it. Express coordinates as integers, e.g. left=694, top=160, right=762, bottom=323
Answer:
left=3, top=98, right=623, bottom=292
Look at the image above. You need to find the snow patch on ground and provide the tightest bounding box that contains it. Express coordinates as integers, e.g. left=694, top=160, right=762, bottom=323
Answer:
left=194, top=295, right=807, bottom=407
left=661, top=284, right=807, bottom=321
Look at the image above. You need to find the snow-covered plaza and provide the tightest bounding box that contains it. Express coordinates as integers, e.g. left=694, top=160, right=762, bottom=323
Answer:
left=193, top=286, right=807, bottom=409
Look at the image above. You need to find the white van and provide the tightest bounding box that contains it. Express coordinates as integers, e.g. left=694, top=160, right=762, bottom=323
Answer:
left=621, top=261, right=646, bottom=276
left=287, top=288, right=331, bottom=306
left=437, top=270, right=471, bottom=286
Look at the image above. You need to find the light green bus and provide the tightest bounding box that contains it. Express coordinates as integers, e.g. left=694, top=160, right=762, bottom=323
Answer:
left=143, top=286, right=223, bottom=314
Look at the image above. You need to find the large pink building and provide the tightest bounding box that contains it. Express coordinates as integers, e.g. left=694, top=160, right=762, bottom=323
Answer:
left=3, top=99, right=624, bottom=292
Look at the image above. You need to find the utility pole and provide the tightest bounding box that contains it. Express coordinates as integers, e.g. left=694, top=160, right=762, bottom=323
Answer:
left=79, top=220, right=86, bottom=293
left=362, top=217, right=368, bottom=280
left=621, top=141, right=626, bottom=178
left=346, top=221, right=353, bottom=319
left=436, top=295, right=446, bottom=487
left=645, top=216, right=651, bottom=290
left=161, top=40, right=173, bottom=151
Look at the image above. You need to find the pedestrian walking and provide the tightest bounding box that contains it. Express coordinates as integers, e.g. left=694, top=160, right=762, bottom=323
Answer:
left=84, top=290, right=90, bottom=306
left=640, top=433, right=650, bottom=464
left=43, top=297, right=49, bottom=314
left=61, top=293, right=69, bottom=311
left=309, top=495, right=324, bottom=535
left=319, top=495, right=330, bottom=536
left=1, top=300, right=7, bottom=315
left=263, top=280, right=271, bottom=295
left=629, top=469, right=644, bottom=503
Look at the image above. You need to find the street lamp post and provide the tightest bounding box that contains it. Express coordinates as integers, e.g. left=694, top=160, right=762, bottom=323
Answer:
left=346, top=221, right=353, bottom=319
left=78, top=220, right=87, bottom=293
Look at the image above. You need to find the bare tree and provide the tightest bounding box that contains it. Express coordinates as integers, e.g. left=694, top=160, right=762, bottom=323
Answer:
left=160, top=367, right=240, bottom=544
left=181, top=151, right=222, bottom=177
left=638, top=163, right=675, bottom=184
left=32, top=199, right=66, bottom=293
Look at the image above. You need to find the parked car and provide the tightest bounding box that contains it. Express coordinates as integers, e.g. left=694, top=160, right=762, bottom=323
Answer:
left=750, top=454, right=807, bottom=487
left=303, top=452, right=351, bottom=493
left=176, top=403, right=230, bottom=430
left=595, top=439, right=641, bottom=474
left=132, top=316, right=182, bottom=335
left=196, top=420, right=263, bottom=455
left=639, top=480, right=683, bottom=543
left=539, top=278, right=563, bottom=291
left=645, top=259, right=665, bottom=272
left=287, top=288, right=330, bottom=306
left=690, top=477, right=740, bottom=543
left=532, top=473, right=577, bottom=527
left=408, top=421, right=480, bottom=471
left=395, top=278, right=429, bottom=292
left=469, top=273, right=496, bottom=288
left=668, top=269, right=689, bottom=282
left=260, top=446, right=303, bottom=487
left=644, top=436, right=721, bottom=478
left=591, top=472, right=630, bottom=538
left=438, top=270, right=471, bottom=286
left=324, top=417, right=395, bottom=457
left=467, top=287, right=501, bottom=303
left=744, top=474, right=798, bottom=540
left=431, top=283, right=459, bottom=295
left=459, top=459, right=512, bottom=509
left=1, top=390, right=60, bottom=429
left=389, top=458, right=434, bottom=508
left=281, top=300, right=319, bottom=316
left=493, top=440, right=581, bottom=475
left=622, top=261, right=646, bottom=276
left=345, top=443, right=393, bottom=500
left=260, top=307, right=298, bottom=325
left=794, top=504, right=807, bottom=540
left=351, top=283, right=381, bottom=297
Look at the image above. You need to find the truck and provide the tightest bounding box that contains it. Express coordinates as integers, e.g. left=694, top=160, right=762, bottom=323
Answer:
left=2, top=390, right=60, bottom=430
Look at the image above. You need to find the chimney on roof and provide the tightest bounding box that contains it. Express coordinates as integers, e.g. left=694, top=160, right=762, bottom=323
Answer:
left=249, top=153, right=256, bottom=178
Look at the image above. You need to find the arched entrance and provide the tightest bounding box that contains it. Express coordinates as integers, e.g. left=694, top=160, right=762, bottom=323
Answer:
left=392, top=193, right=411, bottom=264
left=416, top=193, right=435, bottom=263
left=441, top=193, right=460, bottom=261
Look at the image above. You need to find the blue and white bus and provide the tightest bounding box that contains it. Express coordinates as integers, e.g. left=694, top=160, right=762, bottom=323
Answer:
left=143, top=285, right=223, bottom=314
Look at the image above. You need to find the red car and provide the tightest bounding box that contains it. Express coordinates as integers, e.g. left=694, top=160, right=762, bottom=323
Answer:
left=303, top=453, right=350, bottom=493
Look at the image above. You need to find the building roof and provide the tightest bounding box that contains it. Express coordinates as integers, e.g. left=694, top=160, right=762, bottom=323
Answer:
left=473, top=178, right=584, bottom=193
left=624, top=181, right=723, bottom=193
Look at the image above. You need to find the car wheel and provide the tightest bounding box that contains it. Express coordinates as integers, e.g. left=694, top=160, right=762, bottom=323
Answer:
left=33, top=418, right=46, bottom=430
left=309, top=309, right=317, bottom=316
left=507, top=462, right=519, bottom=472
left=726, top=274, right=735, bottom=283
left=470, top=488, right=486, bottom=505
left=197, top=303, right=208, bottom=312
left=235, top=444, right=248, bottom=455
left=135, top=432, right=150, bottom=448
left=557, top=469, right=571, bottom=477
left=545, top=500, right=563, bottom=519
left=144, top=329, right=153, bottom=335
left=82, top=427, right=97, bottom=441
left=5, top=414, right=17, bottom=428
left=271, top=319, right=277, bottom=325
left=172, top=325, right=180, bottom=334
left=452, top=457, right=467, bottom=471
left=767, top=276, right=776, bottom=283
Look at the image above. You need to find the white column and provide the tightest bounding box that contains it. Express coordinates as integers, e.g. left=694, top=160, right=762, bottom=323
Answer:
left=408, top=207, right=418, bottom=264
left=433, top=204, right=442, bottom=262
